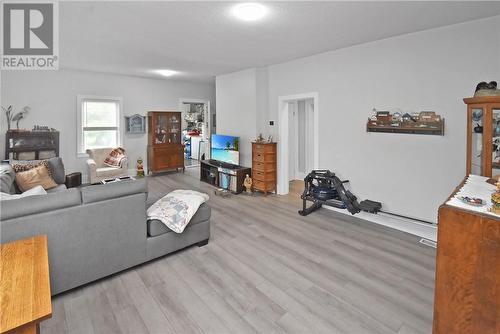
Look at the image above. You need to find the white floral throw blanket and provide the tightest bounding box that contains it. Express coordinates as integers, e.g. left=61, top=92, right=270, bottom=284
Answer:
left=147, top=190, right=209, bottom=234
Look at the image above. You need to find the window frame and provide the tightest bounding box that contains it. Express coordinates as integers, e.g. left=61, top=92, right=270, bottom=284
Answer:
left=77, top=95, right=123, bottom=158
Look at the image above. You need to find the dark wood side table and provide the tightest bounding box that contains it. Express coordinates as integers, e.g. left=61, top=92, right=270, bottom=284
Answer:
left=0, top=236, right=52, bottom=334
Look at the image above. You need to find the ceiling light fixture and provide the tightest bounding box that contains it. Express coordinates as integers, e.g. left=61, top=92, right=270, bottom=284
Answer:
left=232, top=3, right=268, bottom=22
left=156, top=69, right=177, bottom=77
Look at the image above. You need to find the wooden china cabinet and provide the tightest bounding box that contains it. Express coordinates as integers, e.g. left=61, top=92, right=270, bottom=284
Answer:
left=147, top=111, right=184, bottom=174
left=465, top=96, right=500, bottom=177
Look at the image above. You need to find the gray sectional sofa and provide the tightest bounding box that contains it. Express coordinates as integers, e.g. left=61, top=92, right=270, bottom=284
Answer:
left=0, top=176, right=210, bottom=295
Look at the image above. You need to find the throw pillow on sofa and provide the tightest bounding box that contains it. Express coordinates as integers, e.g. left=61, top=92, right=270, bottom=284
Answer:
left=12, top=160, right=53, bottom=177
left=11, top=157, right=65, bottom=184
left=0, top=185, right=47, bottom=201
left=15, top=164, right=58, bottom=192
left=104, top=148, right=126, bottom=167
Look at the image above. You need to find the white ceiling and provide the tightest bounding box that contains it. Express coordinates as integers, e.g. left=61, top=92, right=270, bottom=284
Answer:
left=60, top=1, right=500, bottom=83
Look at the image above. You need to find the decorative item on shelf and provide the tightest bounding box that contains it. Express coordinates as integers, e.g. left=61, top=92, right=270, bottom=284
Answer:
left=32, top=125, right=51, bottom=132
left=2, top=105, right=30, bottom=131
left=267, top=135, right=273, bottom=143
left=136, top=157, right=145, bottom=177
left=125, top=114, right=146, bottom=134
left=255, top=133, right=265, bottom=143
left=243, top=174, right=253, bottom=194
left=474, top=123, right=483, bottom=133
left=474, top=80, right=500, bottom=97
left=2, top=105, right=13, bottom=130
left=472, top=109, right=483, bottom=121
left=367, top=109, right=444, bottom=135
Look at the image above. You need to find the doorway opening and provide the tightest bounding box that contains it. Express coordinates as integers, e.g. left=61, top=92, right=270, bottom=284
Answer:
left=179, top=99, right=212, bottom=168
left=278, top=93, right=318, bottom=195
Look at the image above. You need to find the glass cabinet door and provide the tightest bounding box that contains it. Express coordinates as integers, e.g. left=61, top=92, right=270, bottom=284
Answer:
left=492, top=108, right=500, bottom=177
left=155, top=113, right=168, bottom=144
left=471, top=108, right=484, bottom=175
left=168, top=113, right=181, bottom=144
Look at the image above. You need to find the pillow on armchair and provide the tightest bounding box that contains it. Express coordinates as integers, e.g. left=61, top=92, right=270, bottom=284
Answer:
left=104, top=147, right=126, bottom=167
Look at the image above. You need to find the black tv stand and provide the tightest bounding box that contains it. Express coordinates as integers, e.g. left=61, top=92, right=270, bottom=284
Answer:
left=200, top=160, right=251, bottom=194
left=207, top=159, right=240, bottom=169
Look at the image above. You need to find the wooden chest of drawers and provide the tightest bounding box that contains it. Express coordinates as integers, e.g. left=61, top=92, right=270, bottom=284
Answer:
left=252, top=142, right=277, bottom=195
left=433, top=179, right=500, bottom=333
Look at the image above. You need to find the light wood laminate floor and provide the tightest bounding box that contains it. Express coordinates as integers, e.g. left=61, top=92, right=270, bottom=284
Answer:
left=42, top=169, right=436, bottom=334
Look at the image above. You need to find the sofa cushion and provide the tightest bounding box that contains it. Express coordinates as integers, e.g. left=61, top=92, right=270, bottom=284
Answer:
left=147, top=202, right=211, bottom=237
left=0, top=188, right=81, bottom=221
left=0, top=164, right=16, bottom=194
left=81, top=178, right=147, bottom=204
left=15, top=164, right=58, bottom=192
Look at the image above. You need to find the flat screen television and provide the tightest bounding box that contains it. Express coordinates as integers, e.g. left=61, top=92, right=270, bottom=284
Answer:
left=211, top=134, right=239, bottom=165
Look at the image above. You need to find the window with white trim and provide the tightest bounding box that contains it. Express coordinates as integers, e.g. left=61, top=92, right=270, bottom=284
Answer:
left=77, top=96, right=122, bottom=156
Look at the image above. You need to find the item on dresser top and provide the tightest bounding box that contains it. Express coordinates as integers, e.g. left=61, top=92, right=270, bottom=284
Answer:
left=491, top=192, right=500, bottom=214
left=147, top=189, right=209, bottom=233
left=458, top=196, right=486, bottom=206
left=446, top=174, right=497, bottom=216
left=15, top=164, right=57, bottom=191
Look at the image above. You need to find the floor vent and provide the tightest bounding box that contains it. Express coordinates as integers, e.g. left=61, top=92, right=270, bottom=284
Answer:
left=419, top=238, right=437, bottom=248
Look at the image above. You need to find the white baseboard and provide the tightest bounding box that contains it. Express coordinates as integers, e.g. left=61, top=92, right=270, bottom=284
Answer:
left=323, top=206, right=437, bottom=242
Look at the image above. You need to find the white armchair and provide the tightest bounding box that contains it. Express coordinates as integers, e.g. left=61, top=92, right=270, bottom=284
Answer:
left=86, top=148, right=129, bottom=184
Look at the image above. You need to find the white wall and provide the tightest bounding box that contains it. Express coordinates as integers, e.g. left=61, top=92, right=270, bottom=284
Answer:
left=218, top=16, right=500, bottom=222
left=215, top=68, right=268, bottom=166
left=1, top=69, right=215, bottom=179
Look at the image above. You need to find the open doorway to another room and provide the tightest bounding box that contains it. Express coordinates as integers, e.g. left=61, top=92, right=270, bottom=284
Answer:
left=179, top=99, right=212, bottom=168
left=278, top=93, right=318, bottom=195
left=288, top=99, right=314, bottom=182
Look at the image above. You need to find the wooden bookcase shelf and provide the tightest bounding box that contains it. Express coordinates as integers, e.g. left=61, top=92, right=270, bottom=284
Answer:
left=5, top=130, right=59, bottom=160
